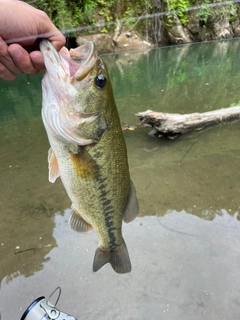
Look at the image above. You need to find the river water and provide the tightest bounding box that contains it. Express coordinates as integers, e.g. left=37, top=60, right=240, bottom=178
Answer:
left=1, top=39, right=240, bottom=320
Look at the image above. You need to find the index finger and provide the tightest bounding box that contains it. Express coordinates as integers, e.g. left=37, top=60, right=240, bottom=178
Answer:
left=39, top=13, right=66, bottom=51
left=49, top=33, right=66, bottom=52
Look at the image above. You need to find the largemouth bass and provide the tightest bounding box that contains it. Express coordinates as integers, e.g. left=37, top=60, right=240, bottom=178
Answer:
left=40, top=40, right=139, bottom=274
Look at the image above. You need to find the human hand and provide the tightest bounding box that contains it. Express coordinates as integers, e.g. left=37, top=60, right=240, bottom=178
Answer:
left=0, top=0, right=66, bottom=80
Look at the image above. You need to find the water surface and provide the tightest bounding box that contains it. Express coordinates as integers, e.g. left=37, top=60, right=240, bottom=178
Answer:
left=1, top=40, right=240, bottom=320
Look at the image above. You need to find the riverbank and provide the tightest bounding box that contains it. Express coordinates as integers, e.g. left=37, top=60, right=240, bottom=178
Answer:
left=27, top=0, right=240, bottom=53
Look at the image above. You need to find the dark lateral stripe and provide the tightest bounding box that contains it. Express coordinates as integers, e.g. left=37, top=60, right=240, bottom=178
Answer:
left=102, top=199, right=111, bottom=206
left=103, top=205, right=112, bottom=212
left=96, top=175, right=117, bottom=250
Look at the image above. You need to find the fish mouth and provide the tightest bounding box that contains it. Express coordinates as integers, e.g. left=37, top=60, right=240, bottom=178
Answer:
left=40, top=40, right=100, bottom=146
left=40, top=40, right=97, bottom=82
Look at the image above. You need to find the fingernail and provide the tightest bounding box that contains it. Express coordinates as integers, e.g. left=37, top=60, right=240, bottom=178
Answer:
left=11, top=48, right=22, bottom=58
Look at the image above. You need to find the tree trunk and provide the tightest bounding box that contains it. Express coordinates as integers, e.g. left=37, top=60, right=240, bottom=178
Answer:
left=136, top=106, right=240, bottom=139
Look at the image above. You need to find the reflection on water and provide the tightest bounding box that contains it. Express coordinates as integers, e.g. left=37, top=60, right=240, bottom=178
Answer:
left=1, top=209, right=240, bottom=320
left=1, top=39, right=240, bottom=319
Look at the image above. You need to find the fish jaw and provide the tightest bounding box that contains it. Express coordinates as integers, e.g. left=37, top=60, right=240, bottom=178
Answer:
left=40, top=40, right=69, bottom=87
left=40, top=40, right=102, bottom=146
left=40, top=40, right=97, bottom=86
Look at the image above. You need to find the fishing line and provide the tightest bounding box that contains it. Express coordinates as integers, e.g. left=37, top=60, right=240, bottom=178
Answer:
left=4, top=1, right=240, bottom=43
left=62, top=0, right=240, bottom=35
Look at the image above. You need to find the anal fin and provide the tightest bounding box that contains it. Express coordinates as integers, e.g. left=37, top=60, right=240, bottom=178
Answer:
left=93, top=242, right=131, bottom=274
left=122, top=180, right=139, bottom=223
left=69, top=206, right=93, bottom=233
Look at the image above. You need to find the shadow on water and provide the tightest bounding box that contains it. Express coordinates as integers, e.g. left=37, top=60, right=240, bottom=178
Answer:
left=1, top=39, right=240, bottom=319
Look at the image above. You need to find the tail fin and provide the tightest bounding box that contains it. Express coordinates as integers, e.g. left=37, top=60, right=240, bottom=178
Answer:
left=93, top=242, right=131, bottom=274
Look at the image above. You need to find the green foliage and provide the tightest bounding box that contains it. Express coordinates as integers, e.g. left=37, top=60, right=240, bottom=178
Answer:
left=96, top=0, right=115, bottom=23
left=164, top=0, right=190, bottom=26
left=26, top=0, right=97, bottom=31
left=196, top=1, right=212, bottom=24
left=163, top=0, right=238, bottom=28
left=230, top=100, right=240, bottom=107
left=196, top=0, right=237, bottom=25
left=122, top=0, right=152, bottom=27
left=27, top=0, right=153, bottom=33
left=96, top=0, right=152, bottom=31
left=25, top=0, right=239, bottom=37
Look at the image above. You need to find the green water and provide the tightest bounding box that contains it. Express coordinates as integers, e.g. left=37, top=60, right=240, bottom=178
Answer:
left=1, top=40, right=240, bottom=320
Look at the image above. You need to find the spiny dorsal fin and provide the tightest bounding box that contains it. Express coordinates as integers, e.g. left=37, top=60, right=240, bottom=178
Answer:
left=48, top=148, right=60, bottom=183
left=93, top=242, right=131, bottom=274
left=122, top=180, right=139, bottom=223
left=69, top=206, right=93, bottom=233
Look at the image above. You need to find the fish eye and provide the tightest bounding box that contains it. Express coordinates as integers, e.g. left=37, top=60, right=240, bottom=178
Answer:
left=95, top=74, right=107, bottom=88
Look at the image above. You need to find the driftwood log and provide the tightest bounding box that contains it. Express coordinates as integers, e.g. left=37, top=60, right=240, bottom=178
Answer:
left=136, top=106, right=240, bottom=140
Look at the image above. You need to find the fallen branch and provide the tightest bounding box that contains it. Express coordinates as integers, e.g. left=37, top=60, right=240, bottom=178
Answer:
left=136, top=106, right=240, bottom=139
left=14, top=244, right=52, bottom=254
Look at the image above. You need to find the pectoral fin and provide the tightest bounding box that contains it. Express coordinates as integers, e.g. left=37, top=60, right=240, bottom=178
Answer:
left=122, top=180, right=139, bottom=223
left=69, top=206, right=93, bottom=233
left=70, top=147, right=99, bottom=179
left=48, top=148, right=60, bottom=183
